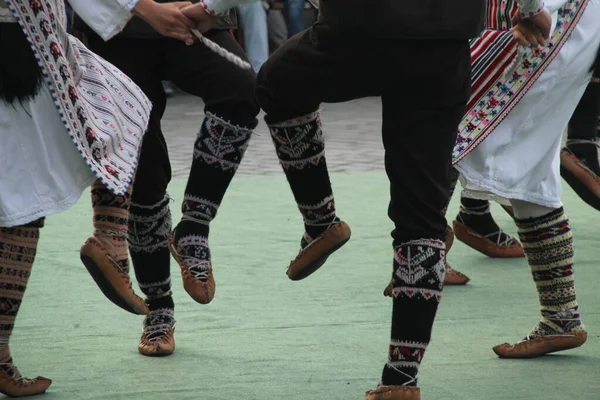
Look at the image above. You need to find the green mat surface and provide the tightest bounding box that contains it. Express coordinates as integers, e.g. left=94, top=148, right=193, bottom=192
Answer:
left=15, top=172, right=600, bottom=399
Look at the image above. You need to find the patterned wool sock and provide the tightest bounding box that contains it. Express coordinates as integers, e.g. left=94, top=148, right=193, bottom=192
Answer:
left=456, top=197, right=517, bottom=246
left=267, top=111, right=340, bottom=241
left=0, top=219, right=43, bottom=378
left=91, top=180, right=130, bottom=274
left=172, top=113, right=254, bottom=281
left=381, top=239, right=446, bottom=387
left=515, top=208, right=584, bottom=338
left=142, top=307, right=175, bottom=341
left=128, top=195, right=175, bottom=321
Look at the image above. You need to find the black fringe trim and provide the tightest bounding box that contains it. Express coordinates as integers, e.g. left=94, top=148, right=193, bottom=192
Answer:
left=0, top=23, right=44, bottom=104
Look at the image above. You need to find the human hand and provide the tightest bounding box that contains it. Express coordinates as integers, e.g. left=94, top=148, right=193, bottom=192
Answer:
left=180, top=4, right=219, bottom=34
left=511, top=9, right=553, bottom=47
left=133, top=0, right=195, bottom=44
left=527, top=11, right=553, bottom=39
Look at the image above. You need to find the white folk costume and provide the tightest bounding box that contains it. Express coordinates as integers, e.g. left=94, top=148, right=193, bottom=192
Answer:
left=449, top=0, right=599, bottom=360
left=0, top=0, right=150, bottom=227
left=454, top=0, right=600, bottom=208
left=0, top=0, right=151, bottom=395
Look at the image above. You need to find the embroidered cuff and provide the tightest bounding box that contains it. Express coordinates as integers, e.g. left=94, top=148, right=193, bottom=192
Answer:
left=519, top=1, right=545, bottom=17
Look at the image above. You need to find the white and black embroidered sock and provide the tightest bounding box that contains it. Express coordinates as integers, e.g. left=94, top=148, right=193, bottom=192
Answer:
left=128, top=195, right=174, bottom=311
left=142, top=308, right=175, bottom=341
left=268, top=111, right=340, bottom=241
left=381, top=239, right=446, bottom=387
left=172, top=113, right=254, bottom=281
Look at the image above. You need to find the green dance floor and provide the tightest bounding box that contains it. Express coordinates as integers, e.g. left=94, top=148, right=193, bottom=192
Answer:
left=17, top=172, right=600, bottom=399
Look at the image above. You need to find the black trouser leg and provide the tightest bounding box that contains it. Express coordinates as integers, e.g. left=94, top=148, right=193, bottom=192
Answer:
left=162, top=31, right=260, bottom=276
left=256, top=27, right=471, bottom=386
left=85, top=34, right=174, bottom=310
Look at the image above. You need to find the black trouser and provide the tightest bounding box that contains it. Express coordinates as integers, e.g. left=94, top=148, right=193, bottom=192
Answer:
left=568, top=80, right=599, bottom=141
left=86, top=30, right=259, bottom=205
left=256, top=27, right=471, bottom=244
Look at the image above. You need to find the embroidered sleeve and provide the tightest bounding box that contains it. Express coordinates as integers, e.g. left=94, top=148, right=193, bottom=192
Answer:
left=200, top=0, right=257, bottom=15
left=517, top=0, right=545, bottom=17
left=68, top=0, right=138, bottom=41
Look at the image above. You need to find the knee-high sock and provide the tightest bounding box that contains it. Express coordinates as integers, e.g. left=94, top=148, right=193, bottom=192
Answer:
left=128, top=195, right=173, bottom=311
left=514, top=207, right=584, bottom=337
left=381, top=239, right=446, bottom=387
left=267, top=111, right=340, bottom=241
left=0, top=219, right=43, bottom=376
left=91, top=180, right=130, bottom=274
left=173, top=113, right=254, bottom=280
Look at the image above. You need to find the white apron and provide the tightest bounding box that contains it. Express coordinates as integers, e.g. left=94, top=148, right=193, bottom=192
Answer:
left=0, top=0, right=151, bottom=226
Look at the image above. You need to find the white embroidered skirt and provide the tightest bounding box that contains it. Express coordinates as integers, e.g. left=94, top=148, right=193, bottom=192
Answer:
left=0, top=83, right=96, bottom=227
left=456, top=0, right=600, bottom=208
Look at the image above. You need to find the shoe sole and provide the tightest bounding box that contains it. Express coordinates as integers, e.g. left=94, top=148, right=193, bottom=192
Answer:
left=80, top=254, right=144, bottom=315
left=561, top=166, right=600, bottom=211
left=140, top=352, right=173, bottom=357
left=493, top=331, right=588, bottom=358
left=288, top=237, right=350, bottom=281
left=0, top=377, right=52, bottom=397
left=138, top=348, right=174, bottom=357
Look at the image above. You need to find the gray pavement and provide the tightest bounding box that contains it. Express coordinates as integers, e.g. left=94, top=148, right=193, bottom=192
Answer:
left=162, top=92, right=385, bottom=178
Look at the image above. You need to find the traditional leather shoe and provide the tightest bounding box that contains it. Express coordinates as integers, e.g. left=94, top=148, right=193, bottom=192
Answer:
left=493, top=330, right=587, bottom=358
left=286, top=221, right=351, bottom=281
left=80, top=238, right=149, bottom=315
left=444, top=263, right=470, bottom=285
left=168, top=235, right=216, bottom=305
left=383, top=281, right=393, bottom=297
left=365, top=385, right=421, bottom=400
left=138, top=327, right=175, bottom=357
left=453, top=220, right=524, bottom=258
left=0, top=370, right=52, bottom=397
left=560, top=148, right=600, bottom=211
